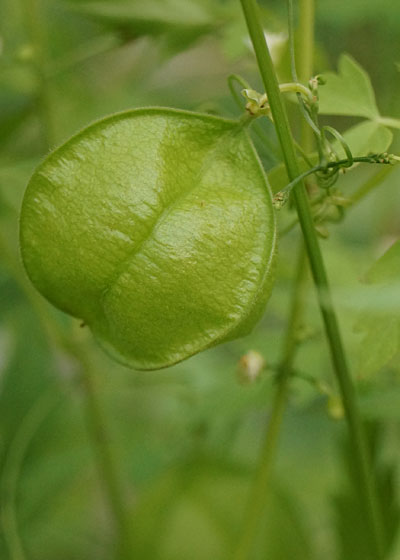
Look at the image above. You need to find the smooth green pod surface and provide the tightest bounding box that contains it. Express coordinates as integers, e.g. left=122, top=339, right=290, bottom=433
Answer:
left=20, top=108, right=276, bottom=370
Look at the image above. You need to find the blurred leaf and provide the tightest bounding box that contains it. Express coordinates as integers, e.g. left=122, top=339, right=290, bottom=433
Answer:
left=319, top=0, right=400, bottom=27
left=355, top=313, right=399, bottom=379
left=220, top=17, right=249, bottom=60
left=17, top=397, right=111, bottom=560
left=131, top=455, right=315, bottom=560
left=341, top=121, right=392, bottom=157
left=0, top=292, right=116, bottom=559
left=355, top=240, right=400, bottom=378
left=67, top=0, right=223, bottom=53
left=69, top=0, right=213, bottom=28
left=130, top=459, right=245, bottom=560
left=0, top=383, right=112, bottom=560
left=360, top=389, right=400, bottom=420
left=318, top=54, right=380, bottom=119
left=365, top=240, right=400, bottom=285
left=333, top=422, right=400, bottom=560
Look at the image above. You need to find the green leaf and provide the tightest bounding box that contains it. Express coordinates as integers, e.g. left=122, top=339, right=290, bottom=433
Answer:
left=67, top=0, right=224, bottom=54
left=340, top=121, right=392, bottom=157
left=355, top=240, right=400, bottom=378
left=20, top=108, right=277, bottom=370
left=69, top=0, right=215, bottom=33
left=355, top=313, right=399, bottom=379
left=132, top=457, right=315, bottom=560
left=319, top=0, right=400, bottom=27
left=365, top=240, right=400, bottom=285
left=360, top=388, right=400, bottom=420
left=318, top=54, right=380, bottom=119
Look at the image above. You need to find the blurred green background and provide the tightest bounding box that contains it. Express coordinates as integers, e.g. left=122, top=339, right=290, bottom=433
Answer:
left=1, top=1, right=400, bottom=559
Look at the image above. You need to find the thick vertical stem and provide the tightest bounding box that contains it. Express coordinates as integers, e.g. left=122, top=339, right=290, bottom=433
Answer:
left=239, top=0, right=385, bottom=557
left=234, top=246, right=307, bottom=560
left=235, top=5, right=314, bottom=556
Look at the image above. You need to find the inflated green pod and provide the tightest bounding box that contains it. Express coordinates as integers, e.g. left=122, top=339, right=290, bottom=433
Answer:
left=20, top=108, right=277, bottom=370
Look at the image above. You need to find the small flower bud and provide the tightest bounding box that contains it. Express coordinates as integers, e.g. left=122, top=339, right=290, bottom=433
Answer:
left=242, top=89, right=270, bottom=117
left=273, top=190, right=290, bottom=210
left=237, top=351, right=265, bottom=385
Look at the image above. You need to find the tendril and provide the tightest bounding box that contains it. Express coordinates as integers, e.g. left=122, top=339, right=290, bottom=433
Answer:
left=273, top=153, right=398, bottom=209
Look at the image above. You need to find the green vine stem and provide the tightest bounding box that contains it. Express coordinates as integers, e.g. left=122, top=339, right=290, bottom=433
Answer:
left=239, top=0, right=385, bottom=558
left=234, top=246, right=307, bottom=560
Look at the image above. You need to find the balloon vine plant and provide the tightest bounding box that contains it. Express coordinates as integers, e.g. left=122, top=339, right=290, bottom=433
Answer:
left=16, top=0, right=399, bottom=558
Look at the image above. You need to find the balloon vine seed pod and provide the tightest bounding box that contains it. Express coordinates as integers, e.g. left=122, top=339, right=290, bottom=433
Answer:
left=20, top=108, right=277, bottom=370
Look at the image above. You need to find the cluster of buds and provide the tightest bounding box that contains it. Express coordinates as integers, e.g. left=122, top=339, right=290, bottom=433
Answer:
left=241, top=88, right=271, bottom=118
left=368, top=152, right=392, bottom=164
left=272, top=190, right=290, bottom=210
left=307, top=74, right=326, bottom=111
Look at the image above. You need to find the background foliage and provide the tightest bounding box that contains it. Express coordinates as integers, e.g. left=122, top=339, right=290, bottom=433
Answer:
left=1, top=0, right=400, bottom=558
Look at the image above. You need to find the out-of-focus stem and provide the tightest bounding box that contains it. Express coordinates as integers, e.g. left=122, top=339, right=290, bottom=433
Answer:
left=234, top=246, right=307, bottom=560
